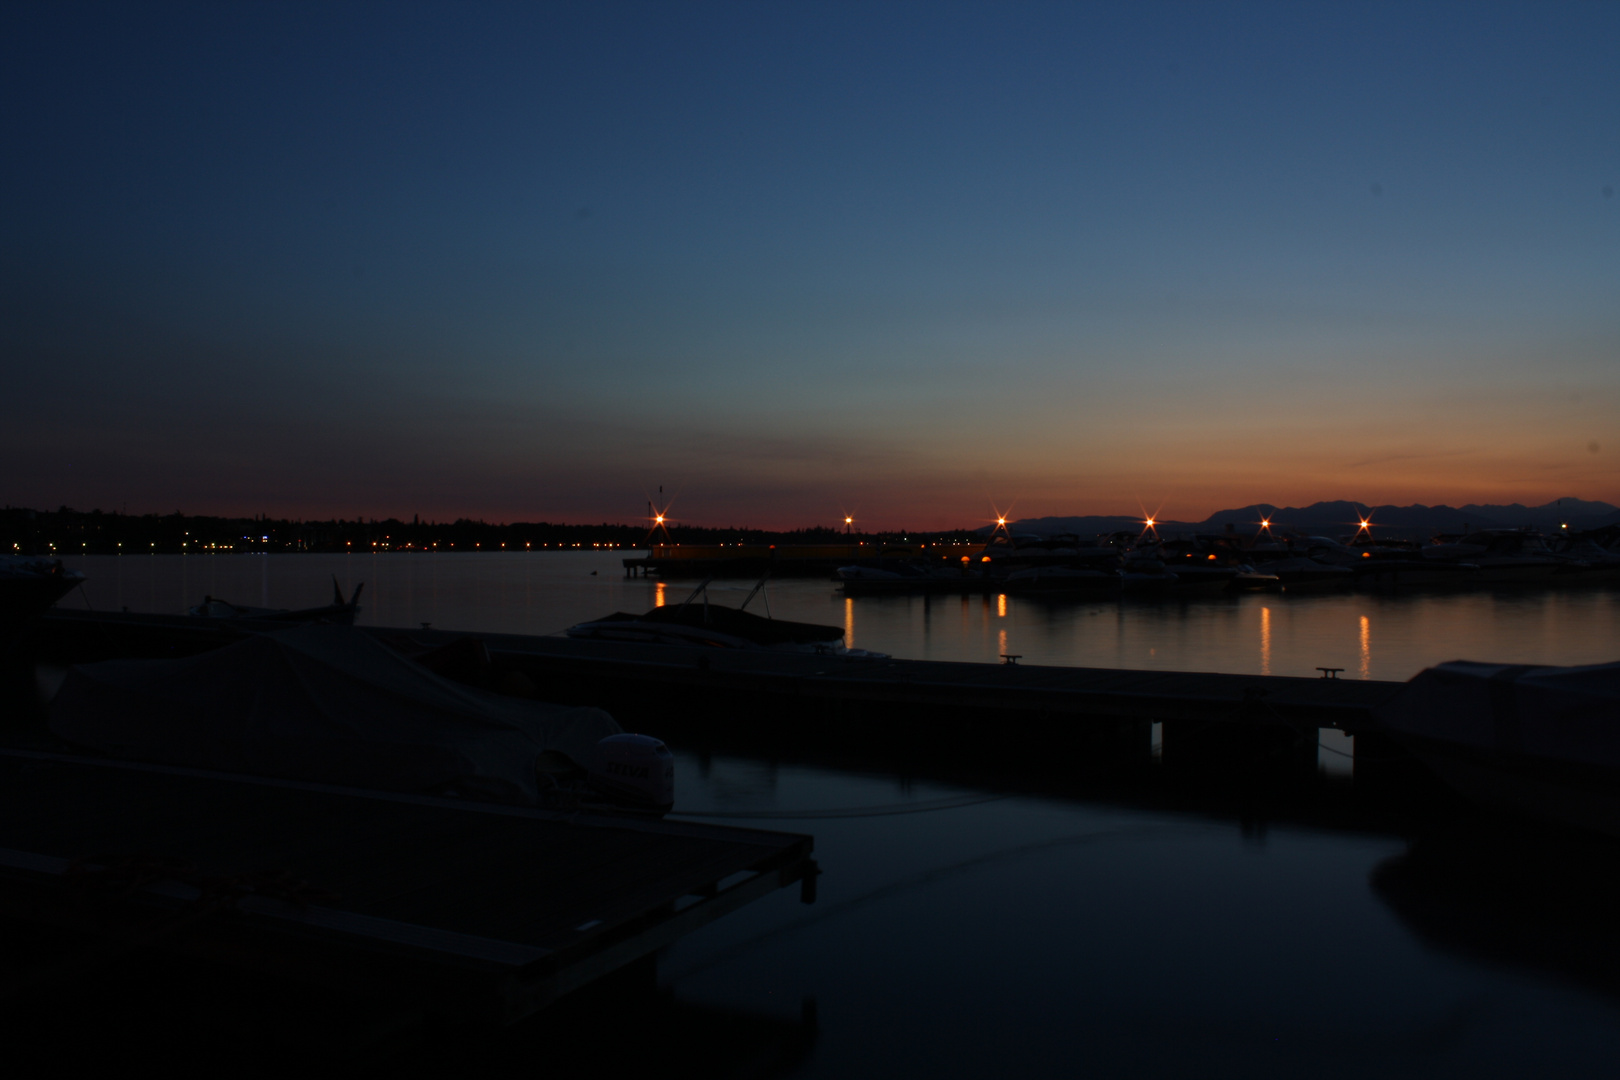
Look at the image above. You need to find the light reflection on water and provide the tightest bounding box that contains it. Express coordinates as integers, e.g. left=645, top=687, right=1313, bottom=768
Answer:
left=1260, top=604, right=1273, bottom=676
left=48, top=552, right=1620, bottom=1073
left=60, top=551, right=1620, bottom=681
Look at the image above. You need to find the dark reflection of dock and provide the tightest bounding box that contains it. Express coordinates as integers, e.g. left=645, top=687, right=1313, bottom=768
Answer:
left=641, top=700, right=1458, bottom=841
left=1372, top=823, right=1620, bottom=1002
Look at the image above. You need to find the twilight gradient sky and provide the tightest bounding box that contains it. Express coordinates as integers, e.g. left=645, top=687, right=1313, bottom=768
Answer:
left=3, top=1, right=1617, bottom=529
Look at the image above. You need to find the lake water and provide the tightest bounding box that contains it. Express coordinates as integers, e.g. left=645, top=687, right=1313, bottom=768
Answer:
left=60, top=550, right=1620, bottom=681
left=54, top=554, right=1620, bottom=1076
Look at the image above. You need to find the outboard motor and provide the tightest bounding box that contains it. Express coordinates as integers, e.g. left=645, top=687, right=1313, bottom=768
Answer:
left=589, top=733, right=675, bottom=813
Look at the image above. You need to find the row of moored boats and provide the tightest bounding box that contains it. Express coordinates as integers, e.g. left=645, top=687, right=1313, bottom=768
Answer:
left=834, top=528, right=1620, bottom=595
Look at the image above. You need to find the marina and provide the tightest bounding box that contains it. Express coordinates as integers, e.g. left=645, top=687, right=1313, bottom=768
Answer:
left=6, top=551, right=1620, bottom=1075
left=12, top=3, right=1620, bottom=1072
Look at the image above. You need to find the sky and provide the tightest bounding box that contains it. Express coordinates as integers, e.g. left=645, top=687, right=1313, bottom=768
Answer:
left=3, top=1, right=1616, bottom=529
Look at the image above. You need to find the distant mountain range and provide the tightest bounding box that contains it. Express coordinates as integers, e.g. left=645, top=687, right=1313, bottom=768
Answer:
left=1006, top=498, right=1620, bottom=540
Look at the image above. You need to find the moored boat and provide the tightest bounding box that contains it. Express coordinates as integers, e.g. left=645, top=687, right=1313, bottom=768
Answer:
left=1420, top=530, right=1563, bottom=584
left=46, top=623, right=661, bottom=809
left=1, top=554, right=86, bottom=649
left=1164, top=563, right=1241, bottom=592
left=570, top=578, right=885, bottom=656
left=836, top=560, right=992, bottom=595
left=1001, top=565, right=1117, bottom=593
left=188, top=577, right=365, bottom=625
left=1374, top=658, right=1620, bottom=837
left=1262, top=557, right=1354, bottom=592
left=1354, top=556, right=1482, bottom=590
left=1229, top=565, right=1281, bottom=591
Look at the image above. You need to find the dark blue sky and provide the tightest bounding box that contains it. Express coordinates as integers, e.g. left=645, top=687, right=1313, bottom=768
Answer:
left=4, top=1, right=1616, bottom=527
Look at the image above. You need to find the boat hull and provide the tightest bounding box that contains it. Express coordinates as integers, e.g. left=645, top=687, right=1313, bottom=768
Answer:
left=1393, top=734, right=1620, bottom=838
left=1354, top=561, right=1481, bottom=589
left=1, top=567, right=85, bottom=649
left=1375, top=659, right=1620, bottom=837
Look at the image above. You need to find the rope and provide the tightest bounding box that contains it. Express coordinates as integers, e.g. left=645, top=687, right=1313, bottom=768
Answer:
left=663, top=821, right=1210, bottom=983
left=668, top=791, right=1011, bottom=820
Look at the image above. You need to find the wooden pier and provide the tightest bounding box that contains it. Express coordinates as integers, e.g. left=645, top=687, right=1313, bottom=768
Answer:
left=378, top=628, right=1403, bottom=733
left=0, top=749, right=816, bottom=1025
left=35, top=609, right=1410, bottom=774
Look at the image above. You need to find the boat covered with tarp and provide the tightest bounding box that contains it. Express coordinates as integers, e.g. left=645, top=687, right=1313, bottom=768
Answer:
left=1, top=554, right=86, bottom=649
left=1375, top=659, right=1620, bottom=835
left=48, top=624, right=620, bottom=807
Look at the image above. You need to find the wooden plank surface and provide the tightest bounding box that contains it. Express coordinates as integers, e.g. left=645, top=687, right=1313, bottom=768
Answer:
left=0, top=751, right=811, bottom=956
left=368, top=627, right=1404, bottom=731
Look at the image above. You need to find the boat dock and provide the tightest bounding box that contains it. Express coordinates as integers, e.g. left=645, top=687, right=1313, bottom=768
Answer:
left=34, top=608, right=1412, bottom=778
left=374, top=626, right=1408, bottom=781
left=0, top=748, right=816, bottom=1026
left=445, top=630, right=1400, bottom=730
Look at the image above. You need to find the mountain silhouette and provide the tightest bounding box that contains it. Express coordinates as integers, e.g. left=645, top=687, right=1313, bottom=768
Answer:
left=1009, top=497, right=1619, bottom=538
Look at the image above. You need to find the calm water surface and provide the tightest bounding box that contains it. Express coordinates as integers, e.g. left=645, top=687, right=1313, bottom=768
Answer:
left=57, top=554, right=1620, bottom=1076
left=62, top=551, right=1620, bottom=680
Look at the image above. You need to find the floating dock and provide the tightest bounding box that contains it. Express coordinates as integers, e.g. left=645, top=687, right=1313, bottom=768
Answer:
left=453, top=631, right=1400, bottom=732
left=0, top=749, right=816, bottom=1025
left=38, top=609, right=1400, bottom=731
left=35, top=609, right=1408, bottom=776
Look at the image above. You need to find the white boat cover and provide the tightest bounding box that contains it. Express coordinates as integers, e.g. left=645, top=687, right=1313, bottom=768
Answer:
left=49, top=625, right=620, bottom=806
left=1376, top=660, right=1620, bottom=766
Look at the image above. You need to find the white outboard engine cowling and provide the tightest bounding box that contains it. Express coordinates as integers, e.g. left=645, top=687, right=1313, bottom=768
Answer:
left=589, top=733, right=675, bottom=812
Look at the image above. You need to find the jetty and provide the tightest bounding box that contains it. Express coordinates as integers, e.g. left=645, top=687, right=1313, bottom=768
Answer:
left=0, top=748, right=816, bottom=1026
left=397, top=629, right=1403, bottom=776
left=37, top=609, right=1407, bottom=778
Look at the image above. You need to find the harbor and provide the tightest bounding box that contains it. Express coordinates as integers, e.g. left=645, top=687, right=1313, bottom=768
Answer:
left=6, top=549, right=1620, bottom=1074
left=11, top=3, right=1620, bottom=1072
